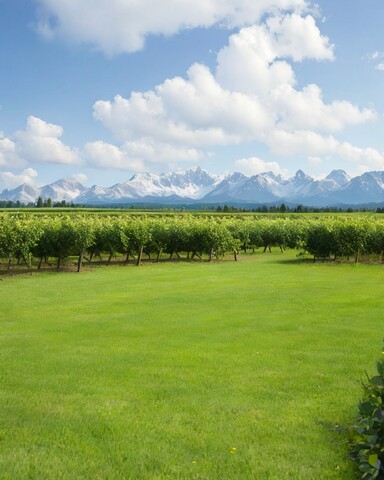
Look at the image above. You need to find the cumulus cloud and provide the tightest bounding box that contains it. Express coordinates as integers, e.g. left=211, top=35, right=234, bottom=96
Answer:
left=266, top=129, right=384, bottom=170
left=266, top=13, right=334, bottom=61
left=84, top=140, right=145, bottom=171
left=337, top=142, right=384, bottom=169
left=271, top=84, right=376, bottom=132
left=91, top=11, right=375, bottom=173
left=14, top=116, right=80, bottom=165
left=0, top=137, right=25, bottom=168
left=26, top=3, right=381, bottom=176
left=83, top=139, right=204, bottom=172
left=216, top=12, right=334, bottom=96
left=35, top=0, right=307, bottom=55
left=94, top=63, right=274, bottom=147
left=235, top=157, right=286, bottom=176
left=0, top=168, right=39, bottom=191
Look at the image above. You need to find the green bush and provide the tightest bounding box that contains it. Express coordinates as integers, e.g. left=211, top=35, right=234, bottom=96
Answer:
left=349, top=348, right=384, bottom=479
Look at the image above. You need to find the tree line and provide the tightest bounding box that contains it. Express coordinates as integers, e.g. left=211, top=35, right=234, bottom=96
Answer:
left=1, top=213, right=384, bottom=272
left=0, top=198, right=78, bottom=209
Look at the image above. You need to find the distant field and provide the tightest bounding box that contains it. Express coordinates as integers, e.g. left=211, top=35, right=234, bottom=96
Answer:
left=0, top=251, right=383, bottom=479
left=0, top=207, right=381, bottom=217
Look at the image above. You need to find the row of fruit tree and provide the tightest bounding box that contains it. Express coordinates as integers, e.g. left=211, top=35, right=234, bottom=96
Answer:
left=1, top=213, right=384, bottom=271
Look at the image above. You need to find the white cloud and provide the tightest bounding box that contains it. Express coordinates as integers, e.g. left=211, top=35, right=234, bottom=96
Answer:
left=307, top=156, right=323, bottom=167
left=71, top=173, right=88, bottom=185
left=270, top=84, right=376, bottom=132
left=369, top=51, right=381, bottom=60
left=216, top=25, right=296, bottom=96
left=90, top=11, right=374, bottom=174
left=266, top=129, right=384, bottom=171
left=364, top=51, right=384, bottom=71
left=84, top=140, right=145, bottom=171
left=266, top=13, right=334, bottom=61
left=35, top=0, right=307, bottom=55
left=266, top=129, right=340, bottom=156
left=216, top=13, right=333, bottom=96
left=25, top=5, right=381, bottom=176
left=0, top=168, right=39, bottom=191
left=0, top=137, right=25, bottom=168
left=235, top=156, right=286, bottom=176
left=84, top=139, right=204, bottom=172
left=93, top=63, right=274, bottom=147
left=337, top=142, right=384, bottom=169
left=14, top=116, right=80, bottom=165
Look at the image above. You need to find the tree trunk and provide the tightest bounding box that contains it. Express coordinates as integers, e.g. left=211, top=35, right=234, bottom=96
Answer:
left=77, top=251, right=84, bottom=272
left=22, top=255, right=31, bottom=269
left=209, top=248, right=214, bottom=262
left=234, top=250, right=238, bottom=262
left=57, top=257, right=61, bottom=270
left=38, top=257, right=43, bottom=270
left=136, top=246, right=143, bottom=266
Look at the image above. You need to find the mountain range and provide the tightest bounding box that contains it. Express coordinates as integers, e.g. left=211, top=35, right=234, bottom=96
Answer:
left=3, top=166, right=384, bottom=207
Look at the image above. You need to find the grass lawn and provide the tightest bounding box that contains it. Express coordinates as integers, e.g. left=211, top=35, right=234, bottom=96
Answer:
left=0, top=251, right=383, bottom=479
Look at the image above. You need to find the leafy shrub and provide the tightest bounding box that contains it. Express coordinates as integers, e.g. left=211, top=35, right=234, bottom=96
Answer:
left=349, top=349, right=384, bottom=479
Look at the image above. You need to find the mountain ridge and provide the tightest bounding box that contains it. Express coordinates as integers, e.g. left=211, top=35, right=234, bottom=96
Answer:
left=2, top=167, right=384, bottom=206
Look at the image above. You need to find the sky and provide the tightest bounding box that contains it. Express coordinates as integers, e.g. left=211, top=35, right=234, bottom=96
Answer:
left=1, top=0, right=384, bottom=190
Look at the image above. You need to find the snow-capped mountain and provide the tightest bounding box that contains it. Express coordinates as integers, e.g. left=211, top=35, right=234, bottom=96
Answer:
left=2, top=167, right=384, bottom=206
left=0, top=184, right=41, bottom=204
left=0, top=177, right=87, bottom=203
left=76, top=167, right=220, bottom=204
left=325, top=169, right=351, bottom=186
left=40, top=178, right=87, bottom=202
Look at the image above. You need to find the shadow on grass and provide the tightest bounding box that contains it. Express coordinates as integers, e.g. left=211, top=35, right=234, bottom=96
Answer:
left=0, top=255, right=235, bottom=277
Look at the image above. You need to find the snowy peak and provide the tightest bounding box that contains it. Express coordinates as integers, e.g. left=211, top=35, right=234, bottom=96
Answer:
left=2, top=167, right=384, bottom=206
left=122, top=167, right=217, bottom=199
left=41, top=177, right=87, bottom=201
left=325, top=169, right=350, bottom=186
left=1, top=184, right=40, bottom=204
left=292, top=170, right=313, bottom=184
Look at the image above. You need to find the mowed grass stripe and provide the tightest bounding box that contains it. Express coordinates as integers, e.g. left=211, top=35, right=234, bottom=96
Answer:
left=0, top=252, right=383, bottom=479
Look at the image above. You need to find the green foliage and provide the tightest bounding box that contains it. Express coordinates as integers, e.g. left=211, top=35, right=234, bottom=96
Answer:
left=4, top=212, right=384, bottom=270
left=349, top=348, right=384, bottom=479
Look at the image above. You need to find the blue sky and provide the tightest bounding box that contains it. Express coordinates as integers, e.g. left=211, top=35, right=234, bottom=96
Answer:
left=1, top=0, right=384, bottom=190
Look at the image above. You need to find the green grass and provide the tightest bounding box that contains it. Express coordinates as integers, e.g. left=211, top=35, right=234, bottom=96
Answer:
left=0, top=251, right=383, bottom=479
